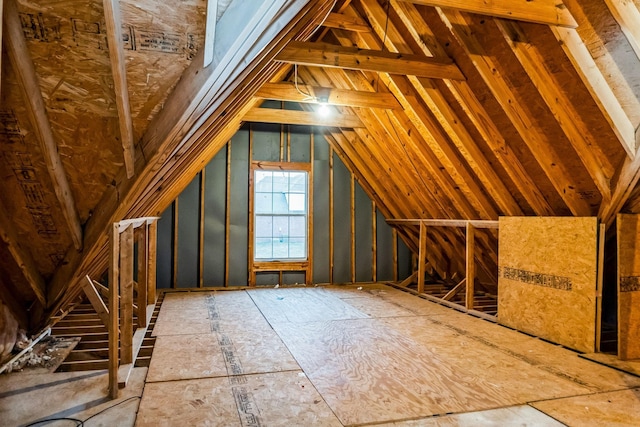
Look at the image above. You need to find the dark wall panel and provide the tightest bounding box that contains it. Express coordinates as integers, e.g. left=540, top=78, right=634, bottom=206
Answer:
left=313, top=133, right=329, bottom=284
left=252, top=122, right=280, bottom=162
left=398, top=236, right=412, bottom=280
left=290, top=125, right=311, bottom=163
left=355, top=181, right=372, bottom=282
left=229, top=128, right=249, bottom=285
left=176, top=177, right=200, bottom=288
left=333, top=152, right=351, bottom=283
left=203, top=146, right=227, bottom=287
left=376, top=209, right=394, bottom=281
left=156, top=206, right=173, bottom=289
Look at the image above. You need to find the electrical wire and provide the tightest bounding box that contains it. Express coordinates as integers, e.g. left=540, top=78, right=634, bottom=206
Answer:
left=23, top=396, right=141, bottom=427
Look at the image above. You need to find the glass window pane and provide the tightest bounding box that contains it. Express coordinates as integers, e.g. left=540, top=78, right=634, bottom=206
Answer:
left=289, top=238, right=306, bottom=258
left=289, top=216, right=306, bottom=237
left=287, top=194, right=305, bottom=212
left=272, top=172, right=288, bottom=192
left=272, top=193, right=289, bottom=214
left=255, top=193, right=272, bottom=214
left=273, top=239, right=289, bottom=259
left=273, top=216, right=289, bottom=240
left=255, top=171, right=272, bottom=192
left=289, top=172, right=306, bottom=193
left=255, top=216, right=273, bottom=238
left=255, top=238, right=272, bottom=259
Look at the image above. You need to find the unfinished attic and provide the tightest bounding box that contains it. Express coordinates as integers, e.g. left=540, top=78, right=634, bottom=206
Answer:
left=2, top=0, right=640, bottom=425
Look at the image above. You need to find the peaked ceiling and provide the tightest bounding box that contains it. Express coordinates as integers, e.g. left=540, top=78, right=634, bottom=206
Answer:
left=1, top=0, right=639, bottom=328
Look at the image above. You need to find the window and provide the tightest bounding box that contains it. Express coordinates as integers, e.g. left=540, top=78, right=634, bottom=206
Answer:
left=254, top=169, right=308, bottom=260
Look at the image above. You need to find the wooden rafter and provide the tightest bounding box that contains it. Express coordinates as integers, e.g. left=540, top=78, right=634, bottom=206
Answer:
left=400, top=0, right=578, bottom=27
left=359, top=0, right=522, bottom=216
left=392, top=0, right=553, bottom=215
left=3, top=0, right=83, bottom=250
left=0, top=203, right=46, bottom=306
left=552, top=0, right=638, bottom=156
left=438, top=9, right=592, bottom=216
left=244, top=107, right=365, bottom=127
left=103, top=0, right=136, bottom=179
left=256, top=82, right=401, bottom=109
left=322, top=12, right=371, bottom=32
left=47, top=0, right=335, bottom=314
left=275, top=40, right=465, bottom=80
left=603, top=0, right=640, bottom=61
left=495, top=19, right=613, bottom=200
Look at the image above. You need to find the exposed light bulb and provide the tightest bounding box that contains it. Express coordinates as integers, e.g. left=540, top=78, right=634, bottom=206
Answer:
left=317, top=102, right=331, bottom=117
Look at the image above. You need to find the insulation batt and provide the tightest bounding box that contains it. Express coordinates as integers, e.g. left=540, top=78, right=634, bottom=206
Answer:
left=0, top=299, right=28, bottom=359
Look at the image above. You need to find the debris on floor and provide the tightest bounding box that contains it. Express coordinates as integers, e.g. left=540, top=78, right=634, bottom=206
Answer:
left=2, top=336, right=80, bottom=374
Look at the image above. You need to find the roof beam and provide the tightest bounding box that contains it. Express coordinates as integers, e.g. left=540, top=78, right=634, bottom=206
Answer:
left=495, top=19, right=613, bottom=200
left=550, top=1, right=637, bottom=157
left=360, top=0, right=523, bottom=216
left=399, top=0, right=578, bottom=28
left=0, top=203, right=46, bottom=306
left=103, top=0, right=136, bottom=179
left=4, top=0, right=83, bottom=250
left=255, top=82, right=401, bottom=109
left=603, top=0, right=640, bottom=62
left=322, top=12, right=371, bottom=32
left=392, top=0, right=553, bottom=215
left=243, top=107, right=365, bottom=127
left=276, top=41, right=465, bottom=80
left=46, top=0, right=335, bottom=313
left=438, top=8, right=592, bottom=216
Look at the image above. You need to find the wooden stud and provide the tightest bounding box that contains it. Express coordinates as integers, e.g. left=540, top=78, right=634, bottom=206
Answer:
left=329, top=147, right=335, bottom=284
left=0, top=203, right=46, bottom=306
left=350, top=174, right=356, bottom=283
left=276, top=41, right=465, bottom=80
left=392, top=228, right=398, bottom=282
left=443, top=278, right=466, bottom=301
left=0, top=0, right=3, bottom=100
left=172, top=200, right=178, bottom=289
left=399, top=0, right=578, bottom=27
left=135, top=226, right=148, bottom=327
left=256, top=82, right=401, bottom=109
left=204, top=0, right=218, bottom=67
left=465, top=223, right=475, bottom=310
left=83, top=276, right=109, bottom=328
left=248, top=127, right=255, bottom=287
left=287, top=124, right=291, bottom=162
left=102, top=0, right=136, bottom=179
left=372, top=202, right=377, bottom=282
left=147, top=220, right=157, bottom=305
left=596, top=223, right=605, bottom=353
left=108, top=223, right=120, bottom=399
left=417, top=221, right=427, bottom=293
left=225, top=142, right=232, bottom=287
left=3, top=0, right=83, bottom=250
left=119, top=225, right=134, bottom=365
left=198, top=170, right=205, bottom=288
left=244, top=107, right=365, bottom=128
left=279, top=121, right=285, bottom=162
left=309, top=130, right=315, bottom=285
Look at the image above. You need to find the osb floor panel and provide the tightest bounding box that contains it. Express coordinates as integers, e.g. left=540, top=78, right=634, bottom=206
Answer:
left=136, top=284, right=640, bottom=426
left=0, top=367, right=147, bottom=426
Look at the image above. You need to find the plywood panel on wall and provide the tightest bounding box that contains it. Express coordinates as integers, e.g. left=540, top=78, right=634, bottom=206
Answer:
left=498, top=217, right=598, bottom=353
left=617, top=214, right=640, bottom=360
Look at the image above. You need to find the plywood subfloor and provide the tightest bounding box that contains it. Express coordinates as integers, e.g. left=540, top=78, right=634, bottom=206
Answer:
left=0, top=367, right=146, bottom=426
left=138, top=284, right=640, bottom=426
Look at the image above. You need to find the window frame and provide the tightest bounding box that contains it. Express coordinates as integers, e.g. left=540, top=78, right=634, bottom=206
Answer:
left=248, top=161, right=313, bottom=285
